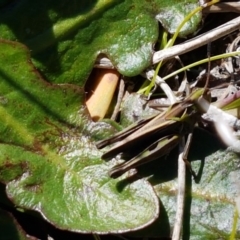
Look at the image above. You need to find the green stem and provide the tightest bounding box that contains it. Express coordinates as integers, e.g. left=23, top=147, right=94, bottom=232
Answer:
left=162, top=51, right=240, bottom=81
left=229, top=208, right=238, bottom=240
left=93, top=234, right=101, bottom=240
left=143, top=0, right=220, bottom=96
left=168, top=0, right=220, bottom=49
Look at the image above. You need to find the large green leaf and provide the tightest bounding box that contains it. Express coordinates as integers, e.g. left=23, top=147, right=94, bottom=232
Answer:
left=0, top=40, right=159, bottom=233
left=0, top=0, right=208, bottom=237
left=0, top=0, right=201, bottom=82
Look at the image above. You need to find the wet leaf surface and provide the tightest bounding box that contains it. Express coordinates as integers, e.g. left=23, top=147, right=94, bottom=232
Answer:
left=0, top=0, right=201, bottom=82
left=1, top=1, right=236, bottom=239
left=0, top=40, right=159, bottom=233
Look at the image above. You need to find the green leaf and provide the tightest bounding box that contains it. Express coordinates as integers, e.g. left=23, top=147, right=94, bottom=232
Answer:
left=222, top=98, right=240, bottom=111
left=0, top=0, right=205, bottom=236
left=0, top=0, right=201, bottom=82
left=155, top=1, right=202, bottom=37
left=0, top=40, right=159, bottom=233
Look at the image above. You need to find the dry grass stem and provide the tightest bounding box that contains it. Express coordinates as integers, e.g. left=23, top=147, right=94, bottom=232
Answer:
left=172, top=138, right=186, bottom=240
left=152, top=16, right=240, bottom=64
left=86, top=69, right=119, bottom=121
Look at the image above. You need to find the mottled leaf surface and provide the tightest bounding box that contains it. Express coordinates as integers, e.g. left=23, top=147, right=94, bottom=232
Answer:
left=0, top=0, right=207, bottom=237
left=0, top=40, right=159, bottom=233
left=0, top=0, right=201, bottom=83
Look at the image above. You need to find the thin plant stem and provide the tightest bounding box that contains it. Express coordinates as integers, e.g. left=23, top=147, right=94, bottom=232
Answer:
left=162, top=51, right=240, bottom=81
left=229, top=208, right=238, bottom=240
left=172, top=138, right=186, bottom=240
left=153, top=16, right=240, bottom=64
left=168, top=0, right=220, bottom=49
left=144, top=0, right=219, bottom=96
left=92, top=234, right=101, bottom=240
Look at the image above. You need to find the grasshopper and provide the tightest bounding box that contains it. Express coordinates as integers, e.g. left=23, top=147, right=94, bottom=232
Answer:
left=96, top=87, right=211, bottom=178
